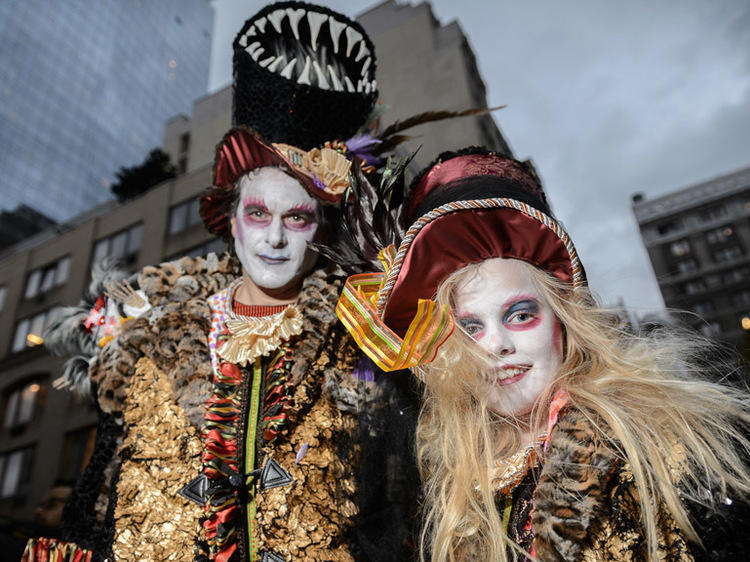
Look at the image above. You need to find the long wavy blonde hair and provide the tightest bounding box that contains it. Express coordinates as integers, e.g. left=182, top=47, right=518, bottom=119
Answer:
left=416, top=259, right=750, bottom=561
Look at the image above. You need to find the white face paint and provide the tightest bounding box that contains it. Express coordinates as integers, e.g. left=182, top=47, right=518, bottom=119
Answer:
left=230, top=167, right=319, bottom=291
left=454, top=258, right=562, bottom=416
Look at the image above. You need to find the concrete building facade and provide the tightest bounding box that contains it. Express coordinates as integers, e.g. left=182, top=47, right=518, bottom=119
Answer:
left=633, top=166, right=750, bottom=345
left=0, top=0, right=516, bottom=525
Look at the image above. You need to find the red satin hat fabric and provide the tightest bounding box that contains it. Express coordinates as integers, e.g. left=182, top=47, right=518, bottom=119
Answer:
left=381, top=207, right=575, bottom=338
left=406, top=155, right=542, bottom=223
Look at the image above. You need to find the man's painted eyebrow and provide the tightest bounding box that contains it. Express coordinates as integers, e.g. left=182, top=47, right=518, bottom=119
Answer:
left=242, top=198, right=268, bottom=211
left=286, top=204, right=316, bottom=215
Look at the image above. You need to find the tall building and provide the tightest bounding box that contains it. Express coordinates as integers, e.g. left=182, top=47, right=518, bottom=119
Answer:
left=632, top=166, right=750, bottom=345
left=358, top=1, right=512, bottom=170
left=0, top=0, right=520, bottom=528
left=0, top=0, right=213, bottom=222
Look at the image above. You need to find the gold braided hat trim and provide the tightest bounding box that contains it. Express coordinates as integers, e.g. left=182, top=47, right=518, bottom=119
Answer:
left=273, top=143, right=352, bottom=198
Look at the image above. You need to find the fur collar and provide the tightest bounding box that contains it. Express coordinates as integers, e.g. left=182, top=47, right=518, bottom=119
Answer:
left=89, top=254, right=350, bottom=426
left=531, top=406, right=619, bottom=561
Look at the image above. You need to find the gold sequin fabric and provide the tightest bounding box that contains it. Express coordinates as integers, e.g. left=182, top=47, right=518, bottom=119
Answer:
left=112, top=357, right=204, bottom=561
left=255, top=358, right=360, bottom=560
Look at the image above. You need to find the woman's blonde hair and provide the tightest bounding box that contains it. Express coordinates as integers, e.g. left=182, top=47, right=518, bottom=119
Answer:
left=417, top=258, right=750, bottom=561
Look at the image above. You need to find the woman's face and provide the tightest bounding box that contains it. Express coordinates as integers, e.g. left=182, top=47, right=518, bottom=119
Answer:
left=454, top=258, right=562, bottom=416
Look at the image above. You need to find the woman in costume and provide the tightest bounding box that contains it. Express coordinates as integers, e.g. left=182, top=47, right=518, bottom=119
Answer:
left=336, top=148, right=750, bottom=560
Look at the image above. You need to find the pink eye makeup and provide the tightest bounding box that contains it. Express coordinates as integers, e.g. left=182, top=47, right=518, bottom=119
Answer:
left=456, top=313, right=485, bottom=339
left=282, top=205, right=317, bottom=231
left=502, top=298, right=541, bottom=331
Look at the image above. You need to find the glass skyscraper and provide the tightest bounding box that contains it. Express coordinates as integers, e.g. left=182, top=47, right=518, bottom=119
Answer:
left=0, top=0, right=213, bottom=222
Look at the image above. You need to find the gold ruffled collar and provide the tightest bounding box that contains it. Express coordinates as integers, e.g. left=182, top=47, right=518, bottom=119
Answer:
left=489, top=436, right=546, bottom=496
left=217, top=279, right=303, bottom=366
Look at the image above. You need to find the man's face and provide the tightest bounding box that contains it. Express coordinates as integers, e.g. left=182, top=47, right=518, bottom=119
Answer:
left=230, top=167, right=320, bottom=291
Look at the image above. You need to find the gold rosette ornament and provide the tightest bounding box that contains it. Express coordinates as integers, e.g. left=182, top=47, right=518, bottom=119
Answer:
left=273, top=143, right=352, bottom=198
left=219, top=306, right=303, bottom=366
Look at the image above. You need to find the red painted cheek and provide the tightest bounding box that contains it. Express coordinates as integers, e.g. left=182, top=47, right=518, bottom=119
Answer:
left=284, top=222, right=316, bottom=233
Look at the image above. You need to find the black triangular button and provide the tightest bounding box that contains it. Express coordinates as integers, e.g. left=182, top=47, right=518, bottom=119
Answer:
left=178, top=473, right=208, bottom=505
left=259, top=458, right=293, bottom=491
left=260, top=551, right=285, bottom=562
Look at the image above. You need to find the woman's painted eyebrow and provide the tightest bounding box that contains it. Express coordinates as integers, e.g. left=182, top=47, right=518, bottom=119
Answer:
left=501, top=293, right=538, bottom=310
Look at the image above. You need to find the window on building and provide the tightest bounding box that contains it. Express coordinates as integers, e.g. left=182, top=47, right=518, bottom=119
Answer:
left=732, top=290, right=750, bottom=307
left=657, top=220, right=683, bottom=236
left=723, top=266, right=750, bottom=285
left=701, top=205, right=728, bottom=222
left=0, top=285, right=6, bottom=312
left=166, top=238, right=225, bottom=261
left=11, top=307, right=61, bottom=353
left=57, top=426, right=97, bottom=481
left=692, top=301, right=715, bottom=315
left=706, top=274, right=722, bottom=287
left=179, top=132, right=190, bottom=153
left=669, top=239, right=690, bottom=257
left=168, top=198, right=201, bottom=235
left=713, top=246, right=743, bottom=263
left=684, top=280, right=706, bottom=295
left=178, top=156, right=188, bottom=175
left=706, top=225, right=735, bottom=245
left=23, top=256, right=71, bottom=299
left=674, top=259, right=698, bottom=274
left=92, top=223, right=143, bottom=265
left=0, top=446, right=35, bottom=499
left=699, top=321, right=721, bottom=337
left=3, top=379, right=45, bottom=431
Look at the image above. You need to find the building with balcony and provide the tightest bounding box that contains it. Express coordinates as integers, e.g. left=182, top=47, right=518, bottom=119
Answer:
left=632, top=166, right=750, bottom=345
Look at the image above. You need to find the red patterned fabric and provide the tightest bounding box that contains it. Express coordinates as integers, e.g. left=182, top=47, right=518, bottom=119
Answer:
left=232, top=300, right=288, bottom=317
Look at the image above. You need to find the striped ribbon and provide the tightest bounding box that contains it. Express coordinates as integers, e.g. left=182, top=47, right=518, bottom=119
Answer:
left=336, top=267, right=454, bottom=372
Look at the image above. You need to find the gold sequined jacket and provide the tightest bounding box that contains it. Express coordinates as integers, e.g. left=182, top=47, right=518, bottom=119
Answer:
left=29, top=254, right=417, bottom=562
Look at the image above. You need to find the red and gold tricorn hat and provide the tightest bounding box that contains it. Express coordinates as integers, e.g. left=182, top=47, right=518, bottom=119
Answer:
left=200, top=126, right=354, bottom=239
left=336, top=149, right=586, bottom=372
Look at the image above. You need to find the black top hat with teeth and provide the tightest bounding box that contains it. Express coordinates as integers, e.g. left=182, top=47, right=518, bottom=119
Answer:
left=233, top=1, right=378, bottom=150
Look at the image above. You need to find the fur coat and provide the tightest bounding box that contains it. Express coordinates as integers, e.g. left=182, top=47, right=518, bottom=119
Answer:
left=28, top=254, right=418, bottom=562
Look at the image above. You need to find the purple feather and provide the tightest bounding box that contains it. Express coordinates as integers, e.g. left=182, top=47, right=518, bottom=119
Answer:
left=295, top=442, right=309, bottom=464
left=345, top=134, right=383, bottom=166
left=352, top=357, right=376, bottom=382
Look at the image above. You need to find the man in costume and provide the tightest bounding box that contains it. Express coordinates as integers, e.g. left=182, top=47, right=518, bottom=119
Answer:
left=24, top=4, right=418, bottom=561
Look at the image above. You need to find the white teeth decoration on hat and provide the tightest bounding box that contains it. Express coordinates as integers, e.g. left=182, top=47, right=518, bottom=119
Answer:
left=243, top=7, right=375, bottom=93
left=361, top=56, right=371, bottom=76
left=286, top=8, right=305, bottom=41
left=267, top=55, right=286, bottom=73
left=355, top=41, right=368, bottom=62
left=267, top=10, right=285, bottom=34
left=312, top=60, right=329, bottom=89
left=306, top=12, right=327, bottom=51
left=328, top=65, right=343, bottom=91
left=328, top=17, right=347, bottom=54
left=280, top=57, right=297, bottom=79
left=297, top=56, right=312, bottom=85
left=345, top=27, right=363, bottom=57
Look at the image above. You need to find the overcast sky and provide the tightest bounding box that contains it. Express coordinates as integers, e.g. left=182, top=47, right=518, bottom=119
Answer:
left=209, top=0, right=750, bottom=313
